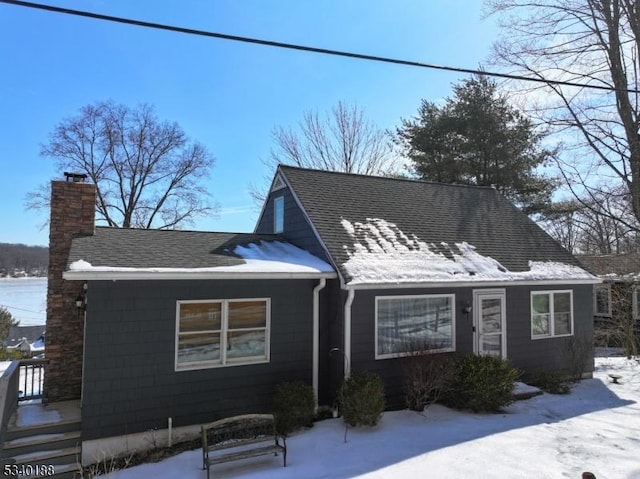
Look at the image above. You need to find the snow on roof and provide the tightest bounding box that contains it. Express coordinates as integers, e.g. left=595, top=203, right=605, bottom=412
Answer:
left=66, top=240, right=335, bottom=279
left=233, top=241, right=333, bottom=271
left=340, top=218, right=596, bottom=285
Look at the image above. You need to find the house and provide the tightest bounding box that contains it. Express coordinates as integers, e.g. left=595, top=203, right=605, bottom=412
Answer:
left=4, top=325, right=45, bottom=353
left=576, top=253, right=640, bottom=353
left=44, top=167, right=598, bottom=464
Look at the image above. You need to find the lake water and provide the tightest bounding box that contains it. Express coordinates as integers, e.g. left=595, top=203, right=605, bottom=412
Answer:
left=0, top=278, right=47, bottom=326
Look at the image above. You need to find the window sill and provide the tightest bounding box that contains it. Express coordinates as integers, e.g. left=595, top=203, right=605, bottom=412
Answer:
left=175, top=358, right=269, bottom=372
left=531, top=333, right=573, bottom=340
left=375, top=348, right=455, bottom=360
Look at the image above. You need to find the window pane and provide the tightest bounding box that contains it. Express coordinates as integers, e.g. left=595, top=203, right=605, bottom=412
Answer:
left=554, top=293, right=571, bottom=313
left=227, top=330, right=266, bottom=359
left=481, top=298, right=502, bottom=333
left=228, top=301, right=267, bottom=329
left=532, top=294, right=549, bottom=314
left=177, top=333, right=220, bottom=364
left=554, top=312, right=571, bottom=335
left=377, top=296, right=453, bottom=355
left=532, top=313, right=550, bottom=336
left=595, top=287, right=609, bottom=315
left=274, top=196, right=284, bottom=233
left=179, top=303, right=221, bottom=332
left=481, top=335, right=502, bottom=357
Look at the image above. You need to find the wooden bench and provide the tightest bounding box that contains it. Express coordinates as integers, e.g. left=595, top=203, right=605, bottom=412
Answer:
left=201, top=414, right=286, bottom=479
left=609, top=374, right=622, bottom=384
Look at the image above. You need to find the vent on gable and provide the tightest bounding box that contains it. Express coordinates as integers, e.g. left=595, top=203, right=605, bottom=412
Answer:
left=270, top=173, right=286, bottom=193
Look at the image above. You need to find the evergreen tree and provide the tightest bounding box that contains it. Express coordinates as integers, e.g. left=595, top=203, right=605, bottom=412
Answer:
left=0, top=307, right=19, bottom=342
left=397, top=75, right=556, bottom=213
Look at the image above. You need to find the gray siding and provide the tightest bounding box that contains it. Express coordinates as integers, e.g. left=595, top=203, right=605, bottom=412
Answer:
left=349, top=287, right=472, bottom=408
left=505, top=284, right=594, bottom=375
left=82, top=279, right=320, bottom=440
left=255, top=186, right=329, bottom=263
left=318, top=280, right=345, bottom=406
left=349, top=284, right=594, bottom=408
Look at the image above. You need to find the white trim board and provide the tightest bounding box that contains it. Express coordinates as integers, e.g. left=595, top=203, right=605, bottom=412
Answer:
left=64, top=270, right=337, bottom=281
left=345, top=278, right=601, bottom=290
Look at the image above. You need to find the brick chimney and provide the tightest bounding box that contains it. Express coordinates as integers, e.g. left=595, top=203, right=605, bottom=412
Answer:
left=44, top=173, right=96, bottom=403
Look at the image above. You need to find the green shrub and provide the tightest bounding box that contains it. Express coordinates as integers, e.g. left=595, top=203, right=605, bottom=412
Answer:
left=339, top=370, right=385, bottom=427
left=273, top=381, right=316, bottom=436
left=0, top=347, right=23, bottom=361
left=444, top=354, right=519, bottom=413
left=526, top=371, right=572, bottom=395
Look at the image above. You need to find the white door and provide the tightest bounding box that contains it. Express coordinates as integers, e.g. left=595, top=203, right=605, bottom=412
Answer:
left=473, top=289, right=506, bottom=358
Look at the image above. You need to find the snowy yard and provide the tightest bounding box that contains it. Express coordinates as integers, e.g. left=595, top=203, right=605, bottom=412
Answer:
left=101, top=356, right=640, bottom=479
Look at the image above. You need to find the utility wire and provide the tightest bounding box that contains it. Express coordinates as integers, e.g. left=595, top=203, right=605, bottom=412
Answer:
left=0, top=303, right=45, bottom=315
left=2, top=0, right=639, bottom=95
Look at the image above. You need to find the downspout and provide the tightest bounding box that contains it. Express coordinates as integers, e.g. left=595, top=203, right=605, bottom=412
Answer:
left=344, top=288, right=355, bottom=378
left=312, top=278, right=327, bottom=406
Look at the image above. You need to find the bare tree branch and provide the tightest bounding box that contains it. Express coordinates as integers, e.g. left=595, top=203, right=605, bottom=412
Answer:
left=488, top=0, right=640, bottom=228
left=30, top=100, right=217, bottom=229
left=250, top=101, right=397, bottom=204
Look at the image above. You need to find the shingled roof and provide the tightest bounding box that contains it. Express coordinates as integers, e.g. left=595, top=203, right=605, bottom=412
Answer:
left=577, top=253, right=640, bottom=278
left=67, top=228, right=275, bottom=269
left=65, top=227, right=335, bottom=279
left=278, top=165, right=587, bottom=285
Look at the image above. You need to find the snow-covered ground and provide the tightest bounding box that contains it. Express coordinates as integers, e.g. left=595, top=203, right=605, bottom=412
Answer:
left=100, top=355, right=640, bottom=479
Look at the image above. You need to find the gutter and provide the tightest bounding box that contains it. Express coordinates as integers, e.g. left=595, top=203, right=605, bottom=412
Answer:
left=63, top=270, right=337, bottom=281
left=343, top=278, right=601, bottom=290
left=312, top=278, right=327, bottom=407
left=343, top=288, right=355, bottom=378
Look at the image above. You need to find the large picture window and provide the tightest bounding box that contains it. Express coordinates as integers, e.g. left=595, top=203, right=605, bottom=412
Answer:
left=375, top=294, right=455, bottom=359
left=176, top=299, right=269, bottom=370
left=531, top=291, right=573, bottom=339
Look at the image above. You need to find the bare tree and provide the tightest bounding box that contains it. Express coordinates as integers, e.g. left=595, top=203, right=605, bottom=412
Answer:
left=28, top=101, right=216, bottom=229
left=594, top=283, right=640, bottom=358
left=540, top=187, right=640, bottom=254
left=539, top=201, right=585, bottom=254
left=251, top=102, right=396, bottom=202
left=487, top=0, right=640, bottom=229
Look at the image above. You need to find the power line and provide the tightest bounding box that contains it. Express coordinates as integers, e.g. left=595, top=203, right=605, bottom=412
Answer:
left=0, top=303, right=45, bottom=315
left=2, top=0, right=639, bottom=95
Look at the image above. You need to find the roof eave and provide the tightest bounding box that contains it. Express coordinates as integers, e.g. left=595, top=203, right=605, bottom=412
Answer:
left=344, top=277, right=601, bottom=290
left=63, top=270, right=338, bottom=281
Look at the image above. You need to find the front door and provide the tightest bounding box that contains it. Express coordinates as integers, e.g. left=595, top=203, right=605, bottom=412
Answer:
left=473, top=289, right=506, bottom=358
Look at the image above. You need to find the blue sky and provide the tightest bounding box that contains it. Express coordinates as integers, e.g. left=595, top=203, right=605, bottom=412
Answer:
left=0, top=0, right=498, bottom=246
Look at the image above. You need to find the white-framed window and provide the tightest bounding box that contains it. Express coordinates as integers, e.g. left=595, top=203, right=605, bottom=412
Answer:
left=375, top=294, right=455, bottom=359
left=531, top=290, right=573, bottom=339
left=594, top=284, right=612, bottom=317
left=633, top=286, right=640, bottom=321
left=274, top=196, right=284, bottom=233
left=175, top=298, right=270, bottom=370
